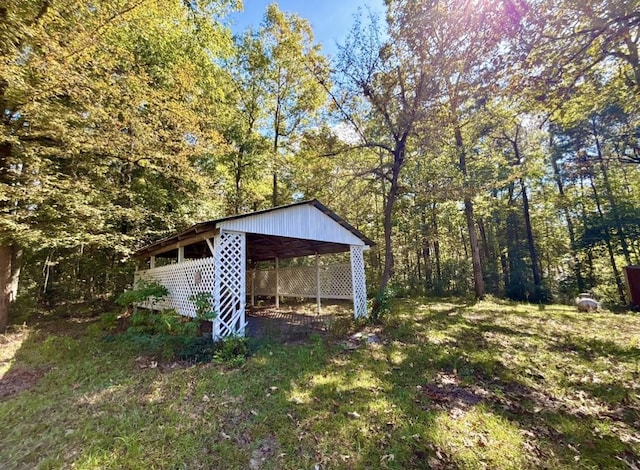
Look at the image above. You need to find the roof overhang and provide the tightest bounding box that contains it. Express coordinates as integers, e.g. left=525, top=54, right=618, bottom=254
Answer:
left=133, top=200, right=375, bottom=260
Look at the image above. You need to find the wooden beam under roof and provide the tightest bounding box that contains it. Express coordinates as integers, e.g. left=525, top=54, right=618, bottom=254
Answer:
left=135, top=229, right=219, bottom=258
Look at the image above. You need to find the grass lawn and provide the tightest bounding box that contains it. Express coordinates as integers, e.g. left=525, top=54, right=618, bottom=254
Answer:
left=1, top=299, right=639, bottom=469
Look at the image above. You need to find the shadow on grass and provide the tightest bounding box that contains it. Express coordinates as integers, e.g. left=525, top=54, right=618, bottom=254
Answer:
left=3, top=299, right=640, bottom=469
left=1, top=314, right=349, bottom=469
left=336, top=298, right=640, bottom=468
left=552, top=335, right=640, bottom=361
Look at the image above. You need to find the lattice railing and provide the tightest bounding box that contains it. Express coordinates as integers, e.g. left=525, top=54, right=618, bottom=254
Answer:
left=250, top=263, right=353, bottom=299
left=134, top=257, right=216, bottom=318
left=214, top=231, right=247, bottom=339
left=350, top=246, right=368, bottom=318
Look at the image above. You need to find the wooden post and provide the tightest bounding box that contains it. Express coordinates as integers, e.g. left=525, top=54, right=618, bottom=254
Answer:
left=150, top=256, right=156, bottom=269
left=251, top=268, right=255, bottom=307
left=178, top=246, right=185, bottom=263
left=205, top=238, right=215, bottom=256
left=275, top=257, right=280, bottom=310
left=316, top=253, right=321, bottom=315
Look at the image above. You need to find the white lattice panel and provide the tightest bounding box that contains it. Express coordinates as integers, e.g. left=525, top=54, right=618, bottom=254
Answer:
left=279, top=266, right=317, bottom=296
left=321, top=264, right=353, bottom=298
left=214, top=231, right=247, bottom=339
left=251, top=263, right=353, bottom=299
left=134, top=257, right=216, bottom=318
left=350, top=245, right=368, bottom=318
left=254, top=269, right=277, bottom=294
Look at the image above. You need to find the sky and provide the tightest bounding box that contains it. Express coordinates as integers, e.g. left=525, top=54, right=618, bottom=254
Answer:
left=227, top=0, right=385, bottom=57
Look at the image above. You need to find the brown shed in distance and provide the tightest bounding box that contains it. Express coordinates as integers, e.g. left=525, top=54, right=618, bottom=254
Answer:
left=624, top=266, right=640, bottom=307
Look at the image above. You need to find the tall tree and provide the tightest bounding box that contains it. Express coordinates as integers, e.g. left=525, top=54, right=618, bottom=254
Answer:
left=0, top=0, right=237, bottom=329
left=257, top=3, right=328, bottom=207
left=388, top=0, right=526, bottom=298
left=333, top=9, right=436, bottom=298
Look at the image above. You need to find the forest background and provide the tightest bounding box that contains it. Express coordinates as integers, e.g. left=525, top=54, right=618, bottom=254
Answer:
left=1, top=0, right=639, bottom=330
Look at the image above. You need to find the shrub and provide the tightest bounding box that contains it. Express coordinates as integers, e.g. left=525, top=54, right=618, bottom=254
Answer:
left=213, top=336, right=250, bottom=367
left=370, top=286, right=395, bottom=324
left=98, top=311, right=119, bottom=332
left=125, top=309, right=199, bottom=337
left=116, top=280, right=168, bottom=308
left=189, top=292, right=217, bottom=321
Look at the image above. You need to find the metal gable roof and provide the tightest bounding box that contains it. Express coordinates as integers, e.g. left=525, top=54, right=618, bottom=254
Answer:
left=133, top=199, right=375, bottom=259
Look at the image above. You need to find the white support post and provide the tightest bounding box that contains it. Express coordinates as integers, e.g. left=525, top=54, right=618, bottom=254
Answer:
left=350, top=245, right=368, bottom=319
left=178, top=246, right=185, bottom=263
left=275, top=257, right=280, bottom=310
left=251, top=268, right=255, bottom=307
left=316, top=253, right=321, bottom=315
left=213, top=236, right=221, bottom=339
left=149, top=256, right=156, bottom=269
left=213, top=230, right=247, bottom=339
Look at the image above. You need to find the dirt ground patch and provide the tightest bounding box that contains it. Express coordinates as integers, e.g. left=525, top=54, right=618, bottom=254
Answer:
left=0, top=367, right=47, bottom=400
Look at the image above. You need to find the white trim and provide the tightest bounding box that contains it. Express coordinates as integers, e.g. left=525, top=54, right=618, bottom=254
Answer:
left=316, top=253, right=321, bottom=314
left=275, top=257, right=280, bottom=309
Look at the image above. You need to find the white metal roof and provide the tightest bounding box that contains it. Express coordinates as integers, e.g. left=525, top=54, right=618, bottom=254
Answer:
left=218, top=202, right=365, bottom=245
left=134, top=200, right=374, bottom=259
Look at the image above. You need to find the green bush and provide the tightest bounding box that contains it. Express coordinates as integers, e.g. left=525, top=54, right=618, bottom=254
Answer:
left=116, top=280, right=168, bottom=307
left=126, top=309, right=199, bottom=337
left=213, top=336, right=250, bottom=365
left=370, top=286, right=395, bottom=324
left=112, top=281, right=248, bottom=365
left=189, top=292, right=217, bottom=321
left=98, top=311, right=119, bottom=332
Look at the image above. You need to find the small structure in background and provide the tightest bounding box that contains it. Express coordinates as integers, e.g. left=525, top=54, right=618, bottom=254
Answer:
left=624, top=266, right=640, bottom=308
left=132, top=200, right=374, bottom=339
left=575, top=293, right=599, bottom=312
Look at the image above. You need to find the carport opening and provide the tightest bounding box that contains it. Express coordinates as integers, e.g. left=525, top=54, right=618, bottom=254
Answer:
left=245, top=248, right=356, bottom=339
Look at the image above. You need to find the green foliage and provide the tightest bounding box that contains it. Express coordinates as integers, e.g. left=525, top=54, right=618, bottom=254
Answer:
left=98, top=312, right=119, bottom=332
left=2, top=0, right=238, bottom=310
left=116, top=280, right=168, bottom=308
left=188, top=292, right=217, bottom=321
left=125, top=309, right=198, bottom=337
left=212, top=336, right=250, bottom=367
left=370, top=286, right=395, bottom=324
left=4, top=0, right=640, bottom=330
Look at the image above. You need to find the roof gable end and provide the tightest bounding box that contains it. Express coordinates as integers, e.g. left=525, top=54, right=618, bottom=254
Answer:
left=217, top=201, right=369, bottom=246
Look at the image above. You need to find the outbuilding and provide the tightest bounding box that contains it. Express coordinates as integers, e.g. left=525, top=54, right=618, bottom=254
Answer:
left=133, top=200, right=374, bottom=339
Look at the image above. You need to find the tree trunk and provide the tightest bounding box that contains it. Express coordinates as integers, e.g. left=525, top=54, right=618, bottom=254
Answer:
left=454, top=123, right=484, bottom=298
left=379, top=155, right=402, bottom=292
left=589, top=175, right=626, bottom=303
left=550, top=147, right=585, bottom=290
left=432, top=206, right=442, bottom=290
left=463, top=198, right=484, bottom=297
left=519, top=178, right=542, bottom=287
left=0, top=244, right=20, bottom=331
left=592, top=121, right=632, bottom=266
left=9, top=247, right=22, bottom=302
left=420, top=210, right=432, bottom=290
left=272, top=99, right=281, bottom=208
